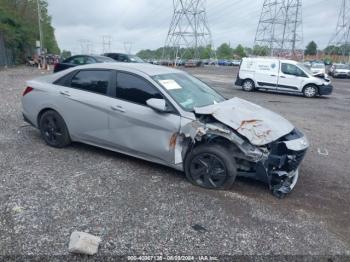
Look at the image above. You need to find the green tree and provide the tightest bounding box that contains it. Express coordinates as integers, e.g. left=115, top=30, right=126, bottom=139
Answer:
left=305, top=41, right=317, bottom=56
left=216, top=43, right=233, bottom=59
left=233, top=44, right=246, bottom=58
left=61, top=50, right=71, bottom=59
left=0, top=0, right=60, bottom=63
left=253, top=45, right=269, bottom=56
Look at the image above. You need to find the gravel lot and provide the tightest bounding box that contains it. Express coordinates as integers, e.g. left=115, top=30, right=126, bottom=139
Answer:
left=0, top=66, right=349, bottom=260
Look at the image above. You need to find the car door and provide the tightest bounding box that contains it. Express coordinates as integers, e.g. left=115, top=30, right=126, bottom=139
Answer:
left=278, top=63, right=307, bottom=92
left=254, top=60, right=279, bottom=89
left=55, top=69, right=113, bottom=144
left=107, top=71, right=181, bottom=164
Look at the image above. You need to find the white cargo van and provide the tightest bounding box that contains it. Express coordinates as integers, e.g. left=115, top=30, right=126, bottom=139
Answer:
left=235, top=57, right=333, bottom=98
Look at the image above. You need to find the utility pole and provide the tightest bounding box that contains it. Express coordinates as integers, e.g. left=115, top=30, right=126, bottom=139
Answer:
left=123, top=41, right=133, bottom=54
left=328, top=0, right=350, bottom=63
left=36, top=0, right=43, bottom=54
left=102, top=35, right=112, bottom=54
left=79, top=39, right=92, bottom=54
left=36, top=0, right=45, bottom=68
left=163, top=0, right=215, bottom=64
left=255, top=0, right=303, bottom=59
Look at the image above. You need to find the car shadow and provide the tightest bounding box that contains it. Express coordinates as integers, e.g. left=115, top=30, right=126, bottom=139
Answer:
left=70, top=142, right=271, bottom=196
left=236, top=87, right=332, bottom=99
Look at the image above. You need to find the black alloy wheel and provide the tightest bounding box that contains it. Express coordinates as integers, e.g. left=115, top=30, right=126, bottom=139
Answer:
left=39, top=110, right=71, bottom=148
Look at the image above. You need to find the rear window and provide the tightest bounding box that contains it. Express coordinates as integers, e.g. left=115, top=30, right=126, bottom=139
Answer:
left=70, top=70, right=111, bottom=95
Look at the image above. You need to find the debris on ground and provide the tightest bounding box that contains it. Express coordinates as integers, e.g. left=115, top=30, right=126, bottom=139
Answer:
left=68, top=231, right=102, bottom=255
left=318, top=148, right=329, bottom=156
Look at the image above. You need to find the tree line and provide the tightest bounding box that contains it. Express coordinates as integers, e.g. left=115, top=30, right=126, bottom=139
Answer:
left=137, top=43, right=270, bottom=60
left=137, top=41, right=350, bottom=61
left=0, top=0, right=59, bottom=63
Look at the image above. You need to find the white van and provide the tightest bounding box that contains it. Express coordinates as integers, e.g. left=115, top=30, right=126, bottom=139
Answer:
left=235, top=57, right=333, bottom=98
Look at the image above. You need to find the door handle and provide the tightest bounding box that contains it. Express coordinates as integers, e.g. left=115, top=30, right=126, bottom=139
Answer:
left=270, top=74, right=277, bottom=77
left=280, top=76, right=286, bottom=78
left=59, top=90, right=71, bottom=97
left=111, top=105, right=125, bottom=113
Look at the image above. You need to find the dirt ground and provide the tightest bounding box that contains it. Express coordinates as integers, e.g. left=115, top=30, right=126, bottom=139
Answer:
left=0, top=66, right=349, bottom=260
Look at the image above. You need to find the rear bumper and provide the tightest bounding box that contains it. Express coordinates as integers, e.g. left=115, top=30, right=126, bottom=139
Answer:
left=23, top=113, right=35, bottom=127
left=318, top=84, right=333, bottom=95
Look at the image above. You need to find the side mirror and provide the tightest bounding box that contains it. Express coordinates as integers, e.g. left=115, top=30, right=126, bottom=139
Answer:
left=146, top=98, right=168, bottom=113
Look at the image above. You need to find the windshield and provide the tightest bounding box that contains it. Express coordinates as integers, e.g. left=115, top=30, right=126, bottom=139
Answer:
left=336, top=64, right=350, bottom=70
left=129, top=55, right=144, bottom=63
left=297, top=63, right=313, bottom=75
left=312, top=64, right=325, bottom=69
left=153, top=73, right=225, bottom=112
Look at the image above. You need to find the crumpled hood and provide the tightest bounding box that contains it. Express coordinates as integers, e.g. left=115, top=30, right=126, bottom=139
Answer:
left=194, top=98, right=294, bottom=146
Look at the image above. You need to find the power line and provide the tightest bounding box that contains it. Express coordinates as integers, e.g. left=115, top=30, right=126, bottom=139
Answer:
left=254, top=0, right=303, bottom=58
left=102, top=35, right=112, bottom=54
left=328, top=0, right=350, bottom=62
left=124, top=41, right=133, bottom=54
left=163, top=0, right=216, bottom=63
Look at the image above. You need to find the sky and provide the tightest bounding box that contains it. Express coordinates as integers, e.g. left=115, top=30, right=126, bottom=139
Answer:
left=47, top=0, right=339, bottom=54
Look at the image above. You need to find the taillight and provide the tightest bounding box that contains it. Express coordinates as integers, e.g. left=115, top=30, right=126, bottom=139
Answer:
left=23, top=86, right=34, bottom=96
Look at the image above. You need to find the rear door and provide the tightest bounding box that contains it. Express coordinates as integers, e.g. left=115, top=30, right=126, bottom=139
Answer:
left=254, top=60, right=279, bottom=89
left=278, top=63, right=307, bottom=92
left=55, top=69, right=113, bottom=143
left=107, top=71, right=181, bottom=164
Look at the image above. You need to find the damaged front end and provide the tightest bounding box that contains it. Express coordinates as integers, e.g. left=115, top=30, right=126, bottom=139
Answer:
left=178, top=98, right=309, bottom=198
left=239, top=129, right=309, bottom=198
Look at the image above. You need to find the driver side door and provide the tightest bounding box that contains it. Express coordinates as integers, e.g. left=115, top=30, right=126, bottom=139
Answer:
left=106, top=71, right=181, bottom=164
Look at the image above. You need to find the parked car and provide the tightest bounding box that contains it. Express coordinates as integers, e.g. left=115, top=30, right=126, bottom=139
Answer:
left=54, top=55, right=115, bottom=73
left=22, top=63, right=309, bottom=198
left=103, top=53, right=145, bottom=63
left=231, top=60, right=241, bottom=66
left=310, top=62, right=326, bottom=76
left=235, top=57, right=333, bottom=98
left=329, top=63, right=350, bottom=78
left=184, top=59, right=202, bottom=67
left=218, top=60, right=232, bottom=66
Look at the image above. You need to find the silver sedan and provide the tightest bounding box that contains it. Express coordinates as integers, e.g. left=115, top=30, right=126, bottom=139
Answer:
left=22, top=63, right=309, bottom=198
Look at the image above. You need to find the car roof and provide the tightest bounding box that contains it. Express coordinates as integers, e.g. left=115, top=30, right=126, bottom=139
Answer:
left=243, top=57, right=299, bottom=65
left=69, top=62, right=184, bottom=76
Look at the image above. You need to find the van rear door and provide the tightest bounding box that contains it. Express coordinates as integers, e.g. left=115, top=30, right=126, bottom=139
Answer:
left=255, top=60, right=279, bottom=90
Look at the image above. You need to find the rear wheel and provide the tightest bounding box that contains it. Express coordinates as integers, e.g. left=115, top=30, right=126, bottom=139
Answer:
left=185, top=144, right=237, bottom=190
left=303, top=85, right=318, bottom=98
left=39, top=110, right=71, bottom=148
left=242, top=79, right=255, bottom=92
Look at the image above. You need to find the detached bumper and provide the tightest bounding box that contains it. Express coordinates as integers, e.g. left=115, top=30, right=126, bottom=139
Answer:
left=318, top=84, right=333, bottom=95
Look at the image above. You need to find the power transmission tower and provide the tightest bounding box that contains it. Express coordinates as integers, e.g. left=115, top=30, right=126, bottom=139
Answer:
left=124, top=41, right=133, bottom=54
left=163, top=0, right=215, bottom=64
left=254, top=0, right=303, bottom=59
left=328, top=0, right=350, bottom=63
left=102, top=35, right=112, bottom=54
left=79, top=39, right=92, bottom=54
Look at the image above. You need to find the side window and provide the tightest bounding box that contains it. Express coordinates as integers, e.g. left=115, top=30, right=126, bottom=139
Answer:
left=281, top=63, right=306, bottom=77
left=71, top=70, right=111, bottom=95
left=85, top=57, right=96, bottom=64
left=118, top=55, right=129, bottom=62
left=70, top=56, right=86, bottom=65
left=116, top=72, right=163, bottom=105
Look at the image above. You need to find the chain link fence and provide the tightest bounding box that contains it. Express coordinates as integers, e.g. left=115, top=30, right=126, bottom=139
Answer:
left=0, top=32, right=15, bottom=67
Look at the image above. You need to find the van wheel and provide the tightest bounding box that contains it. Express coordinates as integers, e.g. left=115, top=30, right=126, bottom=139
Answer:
left=242, top=79, right=255, bottom=92
left=303, top=85, right=318, bottom=98
left=184, top=144, right=237, bottom=190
